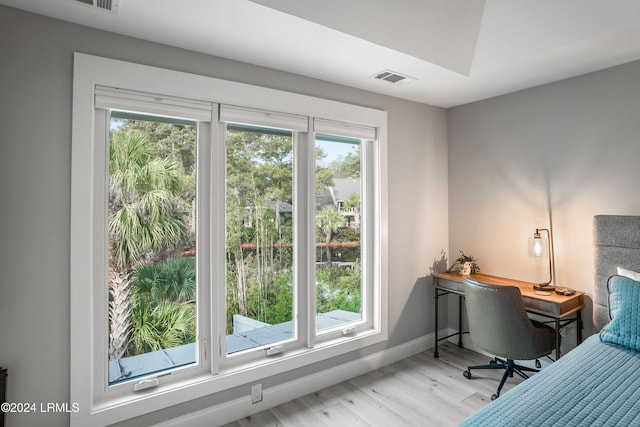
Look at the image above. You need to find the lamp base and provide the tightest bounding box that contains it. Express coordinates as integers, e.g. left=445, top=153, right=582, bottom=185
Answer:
left=533, top=283, right=555, bottom=291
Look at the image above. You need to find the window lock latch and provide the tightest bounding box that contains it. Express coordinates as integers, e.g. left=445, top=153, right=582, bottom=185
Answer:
left=133, top=377, right=159, bottom=392
left=266, top=346, right=284, bottom=356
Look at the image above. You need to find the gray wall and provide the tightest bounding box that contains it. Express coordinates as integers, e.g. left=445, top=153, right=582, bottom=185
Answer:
left=0, top=6, right=448, bottom=426
left=448, top=58, right=640, bottom=339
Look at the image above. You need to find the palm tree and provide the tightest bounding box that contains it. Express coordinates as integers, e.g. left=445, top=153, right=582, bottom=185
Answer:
left=108, top=129, right=187, bottom=360
left=132, top=256, right=196, bottom=305
left=316, top=207, right=346, bottom=265
left=128, top=256, right=197, bottom=355
left=128, top=298, right=196, bottom=355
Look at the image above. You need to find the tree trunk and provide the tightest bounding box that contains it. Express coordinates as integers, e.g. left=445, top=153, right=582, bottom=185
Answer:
left=235, top=252, right=247, bottom=315
left=108, top=270, right=132, bottom=360
left=325, top=231, right=333, bottom=265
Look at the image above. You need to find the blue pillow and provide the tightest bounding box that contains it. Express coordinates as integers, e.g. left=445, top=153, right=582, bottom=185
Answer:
left=600, top=275, right=640, bottom=351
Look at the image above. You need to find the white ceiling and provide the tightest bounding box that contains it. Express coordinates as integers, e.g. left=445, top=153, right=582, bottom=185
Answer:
left=4, top=0, right=640, bottom=107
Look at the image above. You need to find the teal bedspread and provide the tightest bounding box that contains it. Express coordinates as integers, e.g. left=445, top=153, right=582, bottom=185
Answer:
left=460, top=334, right=640, bottom=426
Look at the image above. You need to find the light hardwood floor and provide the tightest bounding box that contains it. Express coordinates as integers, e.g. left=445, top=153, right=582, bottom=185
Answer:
left=222, top=342, right=526, bottom=427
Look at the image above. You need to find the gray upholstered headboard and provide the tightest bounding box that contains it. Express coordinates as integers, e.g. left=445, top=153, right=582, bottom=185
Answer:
left=593, top=215, right=640, bottom=330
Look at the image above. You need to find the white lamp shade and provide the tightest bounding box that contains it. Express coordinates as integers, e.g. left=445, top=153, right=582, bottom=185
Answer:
left=528, top=236, right=548, bottom=258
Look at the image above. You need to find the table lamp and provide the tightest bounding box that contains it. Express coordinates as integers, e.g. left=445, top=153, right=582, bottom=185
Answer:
left=528, top=228, right=554, bottom=291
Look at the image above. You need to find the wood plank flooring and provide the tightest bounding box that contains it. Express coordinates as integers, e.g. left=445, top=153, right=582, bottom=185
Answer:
left=222, top=342, right=526, bottom=427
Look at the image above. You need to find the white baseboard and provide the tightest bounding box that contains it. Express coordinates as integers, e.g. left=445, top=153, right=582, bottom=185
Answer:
left=156, top=333, right=436, bottom=427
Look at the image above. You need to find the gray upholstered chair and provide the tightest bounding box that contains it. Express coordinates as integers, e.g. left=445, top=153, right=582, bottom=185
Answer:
left=462, top=276, right=556, bottom=400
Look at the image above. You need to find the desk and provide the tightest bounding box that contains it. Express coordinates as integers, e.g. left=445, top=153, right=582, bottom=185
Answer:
left=432, top=272, right=584, bottom=360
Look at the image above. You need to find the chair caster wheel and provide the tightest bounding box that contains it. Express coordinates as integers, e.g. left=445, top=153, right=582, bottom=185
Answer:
left=491, top=394, right=499, bottom=401
left=535, top=359, right=542, bottom=369
left=463, top=370, right=471, bottom=379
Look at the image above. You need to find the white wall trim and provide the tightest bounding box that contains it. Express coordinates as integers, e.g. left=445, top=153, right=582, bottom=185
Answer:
left=157, top=333, right=436, bottom=427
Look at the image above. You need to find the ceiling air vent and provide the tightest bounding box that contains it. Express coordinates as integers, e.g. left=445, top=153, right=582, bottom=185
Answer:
left=72, top=0, right=120, bottom=13
left=371, top=70, right=416, bottom=85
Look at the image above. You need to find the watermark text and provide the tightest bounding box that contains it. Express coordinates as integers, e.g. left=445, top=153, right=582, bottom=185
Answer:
left=1, top=402, right=80, bottom=413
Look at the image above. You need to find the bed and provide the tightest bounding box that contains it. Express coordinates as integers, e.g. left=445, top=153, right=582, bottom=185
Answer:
left=460, top=215, right=640, bottom=426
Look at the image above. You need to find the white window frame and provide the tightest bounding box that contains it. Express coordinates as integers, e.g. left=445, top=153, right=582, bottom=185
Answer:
left=70, top=53, right=388, bottom=426
left=311, top=131, right=376, bottom=341
left=91, top=105, right=215, bottom=401
left=218, top=121, right=302, bottom=367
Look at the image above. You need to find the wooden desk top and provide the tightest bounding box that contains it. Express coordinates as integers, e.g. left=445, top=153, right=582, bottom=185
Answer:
left=432, top=271, right=584, bottom=319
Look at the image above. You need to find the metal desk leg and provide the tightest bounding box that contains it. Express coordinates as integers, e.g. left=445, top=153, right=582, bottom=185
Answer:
left=555, top=318, right=561, bottom=360
left=458, top=295, right=464, bottom=348
left=434, top=289, right=439, bottom=358
left=577, top=310, right=583, bottom=345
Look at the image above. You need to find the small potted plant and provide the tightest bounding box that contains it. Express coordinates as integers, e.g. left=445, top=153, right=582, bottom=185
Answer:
left=449, top=250, right=480, bottom=275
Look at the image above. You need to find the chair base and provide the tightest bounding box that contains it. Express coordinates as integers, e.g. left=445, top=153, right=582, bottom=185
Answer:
left=463, top=357, right=540, bottom=400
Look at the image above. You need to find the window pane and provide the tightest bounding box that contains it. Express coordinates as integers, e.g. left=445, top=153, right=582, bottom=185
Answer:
left=315, top=135, right=362, bottom=331
left=225, top=126, right=295, bottom=354
left=107, top=113, right=197, bottom=385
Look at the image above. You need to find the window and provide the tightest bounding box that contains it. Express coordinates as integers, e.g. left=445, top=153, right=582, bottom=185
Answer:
left=107, top=112, right=200, bottom=385
left=315, top=135, right=364, bottom=332
left=224, top=124, right=296, bottom=355
left=70, top=53, right=387, bottom=426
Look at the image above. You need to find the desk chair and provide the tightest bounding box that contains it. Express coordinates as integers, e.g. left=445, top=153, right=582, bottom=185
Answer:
left=461, top=276, right=556, bottom=400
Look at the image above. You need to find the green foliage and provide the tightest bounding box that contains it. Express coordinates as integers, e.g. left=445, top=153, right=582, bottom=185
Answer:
left=225, top=129, right=296, bottom=333
left=120, top=119, right=197, bottom=174
left=315, top=145, right=335, bottom=193
left=316, top=207, right=347, bottom=264
left=343, top=193, right=360, bottom=212
left=334, top=226, right=360, bottom=243
left=450, top=250, right=480, bottom=274
left=316, top=207, right=346, bottom=240
left=128, top=256, right=197, bottom=355
left=329, top=145, right=361, bottom=179
left=316, top=265, right=361, bottom=314
left=132, top=256, right=196, bottom=304
left=108, top=121, right=195, bottom=359
left=129, top=298, right=196, bottom=355
left=226, top=131, right=294, bottom=206
left=270, top=270, right=294, bottom=323
left=109, top=129, right=188, bottom=270
left=109, top=121, right=364, bottom=353
left=245, top=268, right=294, bottom=326
left=225, top=262, right=361, bottom=335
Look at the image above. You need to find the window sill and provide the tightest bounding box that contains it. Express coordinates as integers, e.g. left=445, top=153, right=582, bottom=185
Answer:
left=77, top=326, right=385, bottom=426
left=109, top=309, right=363, bottom=385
